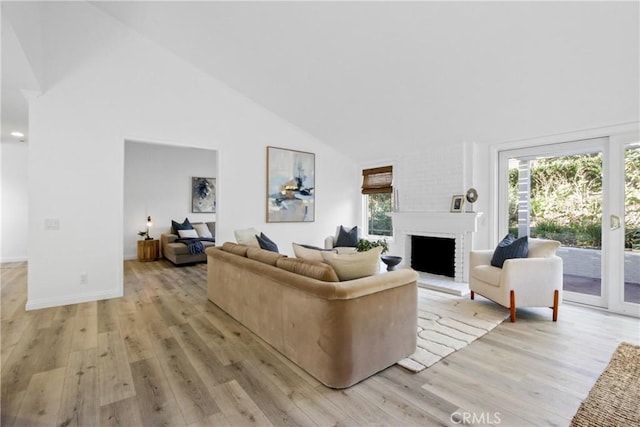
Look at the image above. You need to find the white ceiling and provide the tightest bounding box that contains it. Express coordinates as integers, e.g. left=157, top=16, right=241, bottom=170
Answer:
left=2, top=1, right=638, bottom=161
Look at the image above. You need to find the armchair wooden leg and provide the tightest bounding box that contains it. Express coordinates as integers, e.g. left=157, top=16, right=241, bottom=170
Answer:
left=510, top=290, right=516, bottom=322
left=470, top=291, right=475, bottom=300
left=552, top=289, right=559, bottom=321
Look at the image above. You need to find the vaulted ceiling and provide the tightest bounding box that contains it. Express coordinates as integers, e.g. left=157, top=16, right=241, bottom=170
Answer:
left=2, top=1, right=638, bottom=162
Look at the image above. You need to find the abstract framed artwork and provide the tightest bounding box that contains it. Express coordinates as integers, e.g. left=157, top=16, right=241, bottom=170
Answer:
left=192, top=177, right=216, bottom=213
left=267, top=146, right=315, bottom=222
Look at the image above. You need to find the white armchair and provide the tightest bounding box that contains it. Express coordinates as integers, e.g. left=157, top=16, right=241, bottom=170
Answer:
left=324, top=225, right=359, bottom=253
left=469, top=238, right=563, bottom=322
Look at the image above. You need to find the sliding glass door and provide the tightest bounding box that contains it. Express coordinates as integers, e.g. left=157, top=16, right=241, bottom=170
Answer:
left=500, top=139, right=607, bottom=307
left=499, top=136, right=639, bottom=316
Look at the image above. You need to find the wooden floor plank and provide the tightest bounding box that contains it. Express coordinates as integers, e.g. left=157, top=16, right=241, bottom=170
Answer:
left=155, top=337, right=220, bottom=424
left=210, top=380, right=274, bottom=427
left=14, top=367, right=66, bottom=427
left=118, top=310, right=154, bottom=363
left=99, top=396, right=144, bottom=427
left=97, top=331, right=136, bottom=406
left=57, top=349, right=99, bottom=427
left=129, top=357, right=186, bottom=427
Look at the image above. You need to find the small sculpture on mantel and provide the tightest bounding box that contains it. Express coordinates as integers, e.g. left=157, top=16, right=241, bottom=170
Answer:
left=465, top=188, right=478, bottom=212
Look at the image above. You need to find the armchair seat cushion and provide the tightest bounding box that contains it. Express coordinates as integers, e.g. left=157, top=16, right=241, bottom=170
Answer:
left=472, top=265, right=502, bottom=287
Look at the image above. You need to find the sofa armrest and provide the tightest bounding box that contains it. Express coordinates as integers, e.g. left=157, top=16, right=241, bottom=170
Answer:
left=501, top=256, right=563, bottom=305
left=324, top=235, right=335, bottom=249
left=470, top=249, right=494, bottom=269
left=161, top=233, right=178, bottom=254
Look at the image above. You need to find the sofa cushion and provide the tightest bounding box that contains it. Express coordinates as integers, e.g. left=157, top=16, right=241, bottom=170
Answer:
left=167, top=241, right=215, bottom=256
left=276, top=258, right=340, bottom=282
left=320, top=246, right=383, bottom=281
left=335, top=225, right=358, bottom=247
left=293, top=243, right=335, bottom=262
left=472, top=265, right=502, bottom=287
left=528, top=238, right=561, bottom=258
left=247, top=247, right=285, bottom=266
left=256, top=232, right=279, bottom=253
left=491, top=235, right=528, bottom=268
left=193, top=222, right=213, bottom=238
left=234, top=228, right=260, bottom=247
left=172, top=218, right=193, bottom=233
left=222, top=242, right=249, bottom=257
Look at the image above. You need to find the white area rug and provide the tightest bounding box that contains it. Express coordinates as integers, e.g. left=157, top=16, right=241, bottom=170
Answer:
left=397, top=291, right=510, bottom=372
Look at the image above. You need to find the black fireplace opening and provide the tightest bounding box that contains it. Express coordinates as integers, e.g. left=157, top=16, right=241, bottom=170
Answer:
left=411, top=235, right=455, bottom=278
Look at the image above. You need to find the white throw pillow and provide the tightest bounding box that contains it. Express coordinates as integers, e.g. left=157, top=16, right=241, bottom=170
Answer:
left=234, top=228, right=260, bottom=247
left=293, top=243, right=334, bottom=262
left=178, top=229, right=199, bottom=238
left=193, top=223, right=213, bottom=238
left=320, top=246, right=383, bottom=281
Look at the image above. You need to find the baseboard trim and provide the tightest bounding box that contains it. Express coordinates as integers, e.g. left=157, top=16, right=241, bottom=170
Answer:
left=25, top=289, right=123, bottom=311
left=0, top=257, right=28, bottom=263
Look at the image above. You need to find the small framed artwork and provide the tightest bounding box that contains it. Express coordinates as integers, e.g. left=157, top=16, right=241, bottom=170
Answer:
left=450, top=195, right=465, bottom=213
left=267, top=146, right=315, bottom=222
left=192, top=177, right=216, bottom=213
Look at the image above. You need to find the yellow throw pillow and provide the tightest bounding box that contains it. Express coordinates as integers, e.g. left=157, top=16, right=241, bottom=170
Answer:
left=320, top=246, right=383, bottom=281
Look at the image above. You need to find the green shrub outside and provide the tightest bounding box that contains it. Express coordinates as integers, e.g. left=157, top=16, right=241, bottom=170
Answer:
left=508, top=148, right=640, bottom=250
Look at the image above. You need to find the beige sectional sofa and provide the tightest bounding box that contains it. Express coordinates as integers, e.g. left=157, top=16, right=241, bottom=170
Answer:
left=206, top=242, right=419, bottom=388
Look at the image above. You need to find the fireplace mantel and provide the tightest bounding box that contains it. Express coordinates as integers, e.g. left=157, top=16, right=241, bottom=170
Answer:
left=391, top=211, right=483, bottom=234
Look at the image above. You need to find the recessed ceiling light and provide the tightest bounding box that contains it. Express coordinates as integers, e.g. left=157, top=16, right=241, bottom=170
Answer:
left=11, top=131, right=25, bottom=138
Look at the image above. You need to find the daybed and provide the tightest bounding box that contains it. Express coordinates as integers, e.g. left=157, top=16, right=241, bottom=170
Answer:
left=161, top=221, right=216, bottom=265
left=206, top=242, right=419, bottom=388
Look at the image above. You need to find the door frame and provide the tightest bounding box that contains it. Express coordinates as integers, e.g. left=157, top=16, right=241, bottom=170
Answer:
left=609, top=134, right=640, bottom=316
left=497, top=138, right=608, bottom=307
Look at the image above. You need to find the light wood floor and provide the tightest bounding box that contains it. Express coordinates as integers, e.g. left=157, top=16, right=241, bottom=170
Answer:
left=2, top=260, right=639, bottom=427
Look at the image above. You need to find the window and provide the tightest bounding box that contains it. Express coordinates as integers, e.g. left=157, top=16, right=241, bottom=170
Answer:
left=362, top=166, right=393, bottom=236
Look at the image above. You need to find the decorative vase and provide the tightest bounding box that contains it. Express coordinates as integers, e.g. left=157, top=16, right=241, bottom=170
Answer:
left=381, top=255, right=402, bottom=271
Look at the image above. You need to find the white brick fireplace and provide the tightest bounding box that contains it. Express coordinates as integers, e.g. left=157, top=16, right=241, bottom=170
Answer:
left=391, top=212, right=483, bottom=284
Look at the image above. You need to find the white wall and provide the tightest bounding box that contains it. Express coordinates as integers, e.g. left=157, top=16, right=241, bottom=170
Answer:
left=1, top=141, right=29, bottom=262
left=26, top=13, right=359, bottom=309
left=123, top=141, right=217, bottom=259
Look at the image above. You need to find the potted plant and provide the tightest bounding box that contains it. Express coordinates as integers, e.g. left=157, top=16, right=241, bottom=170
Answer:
left=356, top=238, right=403, bottom=271
left=138, top=230, right=151, bottom=240
left=355, top=238, right=389, bottom=254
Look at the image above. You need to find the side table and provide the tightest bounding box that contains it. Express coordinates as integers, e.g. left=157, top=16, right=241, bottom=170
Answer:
left=137, top=239, right=159, bottom=262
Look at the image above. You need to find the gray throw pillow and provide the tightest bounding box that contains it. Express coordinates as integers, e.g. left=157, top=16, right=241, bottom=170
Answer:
left=335, top=225, right=358, bottom=247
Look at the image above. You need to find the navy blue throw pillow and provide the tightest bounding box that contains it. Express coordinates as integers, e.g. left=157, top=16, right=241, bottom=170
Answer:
left=491, top=234, right=528, bottom=268
left=335, top=225, right=358, bottom=247
left=172, top=218, right=193, bottom=234
left=256, top=232, right=279, bottom=253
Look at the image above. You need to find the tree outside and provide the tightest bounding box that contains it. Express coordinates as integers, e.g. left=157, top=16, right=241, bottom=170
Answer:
left=367, top=193, right=393, bottom=236
left=508, top=149, right=640, bottom=250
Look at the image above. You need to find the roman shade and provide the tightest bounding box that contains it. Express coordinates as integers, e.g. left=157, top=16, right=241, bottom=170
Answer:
left=361, top=166, right=393, bottom=195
